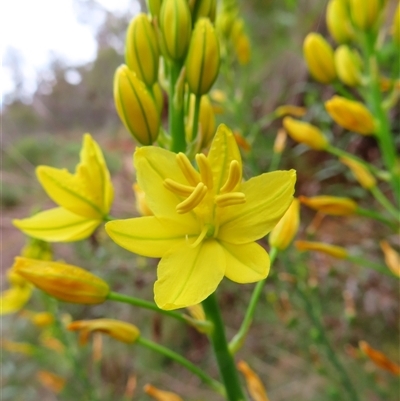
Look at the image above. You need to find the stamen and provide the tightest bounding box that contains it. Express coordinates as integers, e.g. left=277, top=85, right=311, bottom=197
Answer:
left=220, top=160, right=242, bottom=193
left=176, top=153, right=200, bottom=186
left=164, top=179, right=195, bottom=196
left=177, top=182, right=207, bottom=214
left=196, top=153, right=213, bottom=190
left=189, top=225, right=209, bottom=248
left=215, top=192, right=246, bottom=207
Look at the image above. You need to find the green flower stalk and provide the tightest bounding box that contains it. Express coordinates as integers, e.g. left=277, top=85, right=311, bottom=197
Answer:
left=125, top=13, right=159, bottom=87
left=114, top=65, right=160, bottom=145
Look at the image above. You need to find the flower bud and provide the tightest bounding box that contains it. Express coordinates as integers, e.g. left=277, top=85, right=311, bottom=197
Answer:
left=230, top=19, right=251, bottom=65
left=192, top=0, right=216, bottom=22
left=273, top=128, right=287, bottom=154
left=125, top=13, right=159, bottom=87
left=185, top=18, right=220, bottom=96
left=380, top=240, right=400, bottom=277
left=295, top=241, right=349, bottom=259
left=114, top=65, right=160, bottom=145
left=326, top=0, right=354, bottom=43
left=303, top=33, right=336, bottom=84
left=151, top=82, right=164, bottom=115
left=392, top=4, right=400, bottom=45
left=340, top=156, right=376, bottom=189
left=160, top=0, right=192, bottom=61
left=359, top=341, right=400, bottom=375
left=269, top=198, right=300, bottom=251
left=334, top=45, right=362, bottom=87
left=144, top=384, right=183, bottom=401
left=325, top=96, right=375, bottom=135
left=283, top=117, right=329, bottom=150
left=274, top=105, right=307, bottom=118
left=349, top=0, right=383, bottom=31
left=146, top=0, right=162, bottom=20
left=237, top=360, right=270, bottom=401
left=68, top=319, right=140, bottom=345
left=12, top=257, right=110, bottom=304
left=299, top=195, right=357, bottom=215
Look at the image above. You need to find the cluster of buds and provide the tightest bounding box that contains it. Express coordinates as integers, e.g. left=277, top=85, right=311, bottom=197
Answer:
left=114, top=0, right=223, bottom=150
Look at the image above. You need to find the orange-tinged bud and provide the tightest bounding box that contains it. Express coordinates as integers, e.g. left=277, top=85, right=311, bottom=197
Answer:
left=325, top=96, right=375, bottom=135
left=12, top=257, right=109, bottom=304
left=349, top=0, right=383, bottom=31
left=68, top=318, right=140, bottom=345
left=340, top=156, right=376, bottom=189
left=273, top=128, right=287, bottom=154
left=125, top=14, right=159, bottom=87
left=144, top=384, right=184, bottom=401
left=299, top=195, right=357, bottom=215
left=303, top=33, right=336, bottom=84
left=295, top=241, right=349, bottom=259
left=192, top=0, right=216, bottom=23
left=160, top=0, right=192, bottom=61
left=380, top=240, right=400, bottom=277
left=274, top=105, right=307, bottom=118
left=283, top=117, right=329, bottom=150
left=334, top=45, right=362, bottom=87
left=359, top=341, right=400, bottom=375
left=114, top=65, right=160, bottom=145
left=133, top=183, right=153, bottom=216
left=185, top=18, right=220, bottom=96
left=269, top=199, right=300, bottom=250
left=237, top=360, right=270, bottom=401
left=326, top=0, right=354, bottom=43
left=37, top=371, right=66, bottom=394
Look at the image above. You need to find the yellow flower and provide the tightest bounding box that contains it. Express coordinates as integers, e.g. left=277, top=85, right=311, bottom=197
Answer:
left=68, top=318, right=140, bottom=345
left=0, top=269, right=33, bottom=315
left=114, top=65, right=161, bottom=145
left=237, top=360, right=270, bottom=401
left=12, top=257, right=110, bottom=304
left=106, top=124, right=296, bottom=310
left=325, top=96, right=375, bottom=135
left=380, top=240, right=400, bottom=277
left=295, top=241, right=349, bottom=259
left=13, top=134, right=113, bottom=242
left=359, top=341, right=400, bottom=375
left=340, top=156, right=376, bottom=189
left=299, top=195, right=357, bottom=215
left=269, top=198, right=300, bottom=251
left=144, top=384, right=183, bottom=401
left=334, top=45, right=362, bottom=87
left=326, top=0, right=354, bottom=43
left=283, top=117, right=329, bottom=150
left=125, top=13, right=159, bottom=87
left=303, top=33, right=336, bottom=84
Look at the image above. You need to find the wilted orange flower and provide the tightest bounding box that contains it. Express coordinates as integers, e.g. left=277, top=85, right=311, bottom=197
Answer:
left=359, top=341, right=400, bottom=375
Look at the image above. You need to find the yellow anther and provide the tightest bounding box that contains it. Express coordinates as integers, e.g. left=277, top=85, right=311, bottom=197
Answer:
left=220, top=160, right=242, bottom=194
left=164, top=179, right=195, bottom=196
left=215, top=192, right=246, bottom=207
left=177, top=182, right=207, bottom=214
left=196, top=153, right=214, bottom=190
left=176, top=153, right=200, bottom=186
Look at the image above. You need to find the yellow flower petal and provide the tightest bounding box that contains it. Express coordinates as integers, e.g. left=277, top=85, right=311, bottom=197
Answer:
left=106, top=216, right=199, bottom=258
left=0, top=284, right=32, bottom=315
left=154, top=240, right=225, bottom=310
left=221, top=241, right=270, bottom=283
left=13, top=207, right=101, bottom=242
left=218, top=170, right=296, bottom=244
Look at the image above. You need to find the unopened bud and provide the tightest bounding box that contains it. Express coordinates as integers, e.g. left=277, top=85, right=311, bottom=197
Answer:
left=326, top=0, right=354, bottom=43
left=185, top=18, right=220, bottom=96
left=283, top=117, right=329, bottom=150
left=303, top=33, right=336, bottom=84
left=273, top=129, right=287, bottom=154
left=392, top=4, right=400, bottom=45
left=114, top=65, right=160, bottom=145
left=125, top=14, right=159, bottom=87
left=295, top=241, right=349, bottom=259
left=146, top=0, right=162, bottom=20
left=334, top=45, right=362, bottom=87
left=380, top=240, right=400, bottom=277
left=192, top=0, right=216, bottom=22
left=340, top=157, right=376, bottom=189
left=299, top=195, right=358, bottom=215
left=349, top=0, right=384, bottom=31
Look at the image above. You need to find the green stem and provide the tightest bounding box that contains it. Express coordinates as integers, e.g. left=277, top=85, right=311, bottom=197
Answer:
left=136, top=337, right=224, bottom=394
left=229, top=247, right=278, bottom=354
left=347, top=256, right=393, bottom=277
left=191, top=94, right=202, bottom=142
left=369, top=186, right=399, bottom=221
left=269, top=152, right=282, bottom=172
left=356, top=207, right=397, bottom=230
left=107, top=292, right=187, bottom=324
left=169, top=62, right=186, bottom=153
left=333, top=81, right=356, bottom=99
left=202, top=293, right=247, bottom=401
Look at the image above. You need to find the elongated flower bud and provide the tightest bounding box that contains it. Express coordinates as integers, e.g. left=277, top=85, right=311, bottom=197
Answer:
left=340, top=156, right=376, bottom=189
left=12, top=257, right=110, bottom=304
left=185, top=18, right=220, bottom=96
left=237, top=360, right=270, bottom=401
left=283, top=117, right=329, bottom=150
left=325, top=96, right=375, bottom=135
left=125, top=13, right=159, bottom=87
left=303, top=33, right=336, bottom=84
left=114, top=65, right=160, bottom=145
left=392, top=4, right=400, bottom=45
left=295, top=241, right=349, bottom=259
left=299, top=195, right=357, bottom=215
left=146, top=0, right=162, bottom=20
left=192, top=0, right=216, bottom=22
left=334, top=45, right=362, bottom=87
left=269, top=198, right=300, bottom=251
left=326, top=0, right=354, bottom=43
left=160, top=0, right=192, bottom=61
left=380, top=240, right=400, bottom=277
left=349, top=0, right=383, bottom=31
left=359, top=341, right=400, bottom=375
left=144, top=384, right=184, bottom=401
left=230, top=18, right=251, bottom=65
left=274, top=105, right=307, bottom=118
